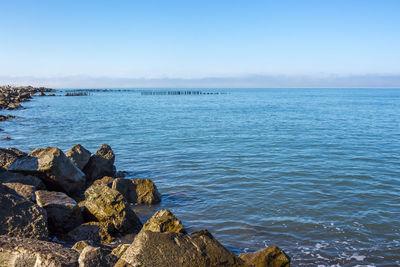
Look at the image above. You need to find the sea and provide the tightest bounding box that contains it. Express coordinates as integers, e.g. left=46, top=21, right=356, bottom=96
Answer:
left=1, top=88, right=399, bottom=266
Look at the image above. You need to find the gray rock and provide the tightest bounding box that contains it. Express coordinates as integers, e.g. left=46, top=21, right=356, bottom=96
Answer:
left=119, top=230, right=245, bottom=267
left=67, top=223, right=102, bottom=244
left=0, top=171, right=46, bottom=189
left=35, top=190, right=83, bottom=233
left=9, top=147, right=86, bottom=196
left=142, top=209, right=186, bottom=234
left=78, top=246, right=118, bottom=267
left=2, top=182, right=36, bottom=201
left=112, top=178, right=136, bottom=202
left=0, top=148, right=26, bottom=172
left=83, top=144, right=116, bottom=182
left=239, top=246, right=290, bottom=267
left=0, top=235, right=79, bottom=266
left=66, top=144, right=91, bottom=170
left=0, top=184, right=48, bottom=240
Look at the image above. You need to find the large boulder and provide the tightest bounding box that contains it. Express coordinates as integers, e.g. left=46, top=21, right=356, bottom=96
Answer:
left=35, top=190, right=83, bottom=233
left=0, top=148, right=26, bottom=172
left=0, top=184, right=48, bottom=240
left=239, top=246, right=290, bottom=267
left=142, top=209, right=186, bottom=234
left=0, top=171, right=46, bottom=189
left=2, top=182, right=36, bottom=201
left=67, top=222, right=114, bottom=245
left=83, top=184, right=142, bottom=234
left=9, top=147, right=86, bottom=196
left=66, top=144, right=91, bottom=170
left=112, top=178, right=161, bottom=205
left=83, top=144, right=116, bottom=182
left=119, top=230, right=245, bottom=267
left=0, top=235, right=79, bottom=266
left=78, top=246, right=118, bottom=267
left=111, top=178, right=136, bottom=202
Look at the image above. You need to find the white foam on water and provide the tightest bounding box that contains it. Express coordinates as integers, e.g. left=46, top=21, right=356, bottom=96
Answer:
left=349, top=253, right=366, bottom=261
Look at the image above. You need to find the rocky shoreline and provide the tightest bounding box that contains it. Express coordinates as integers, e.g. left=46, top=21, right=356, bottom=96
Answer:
left=0, top=86, right=290, bottom=266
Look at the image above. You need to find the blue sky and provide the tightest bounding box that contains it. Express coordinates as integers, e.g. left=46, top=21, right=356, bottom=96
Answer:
left=1, top=0, right=399, bottom=87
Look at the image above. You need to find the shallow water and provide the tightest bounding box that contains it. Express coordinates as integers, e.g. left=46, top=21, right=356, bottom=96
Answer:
left=1, top=88, right=399, bottom=266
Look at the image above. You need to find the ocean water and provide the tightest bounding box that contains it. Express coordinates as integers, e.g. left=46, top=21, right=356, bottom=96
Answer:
left=1, top=88, right=399, bottom=266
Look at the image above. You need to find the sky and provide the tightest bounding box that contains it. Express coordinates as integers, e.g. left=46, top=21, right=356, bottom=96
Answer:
left=0, top=0, right=399, bottom=88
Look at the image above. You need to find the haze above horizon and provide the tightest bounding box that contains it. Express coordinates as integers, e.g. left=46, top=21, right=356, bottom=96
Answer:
left=1, top=0, right=400, bottom=88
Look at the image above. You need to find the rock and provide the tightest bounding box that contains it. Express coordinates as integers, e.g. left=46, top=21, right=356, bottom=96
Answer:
left=9, top=147, right=86, bottom=196
left=112, top=178, right=136, bottom=202
left=0, top=235, right=79, bottom=266
left=0, top=148, right=26, bottom=172
left=66, top=144, right=91, bottom=170
left=119, top=230, right=245, bottom=267
left=239, top=246, right=290, bottom=267
left=72, top=240, right=92, bottom=253
left=0, top=184, right=48, bottom=240
left=78, top=246, right=118, bottom=267
left=67, top=222, right=102, bottom=244
left=83, top=184, right=142, bottom=235
left=2, top=136, right=11, bottom=140
left=2, top=182, right=36, bottom=201
left=93, top=176, right=115, bottom=186
left=111, top=244, right=130, bottom=258
left=0, top=171, right=46, bottom=189
left=35, top=190, right=83, bottom=233
left=142, top=209, right=186, bottom=234
left=83, top=144, right=116, bottom=182
left=132, top=178, right=161, bottom=204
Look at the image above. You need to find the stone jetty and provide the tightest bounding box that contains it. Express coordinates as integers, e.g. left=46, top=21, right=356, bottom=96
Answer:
left=0, top=143, right=290, bottom=266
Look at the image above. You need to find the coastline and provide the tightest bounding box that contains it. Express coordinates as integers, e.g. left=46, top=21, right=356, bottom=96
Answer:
left=0, top=86, right=290, bottom=266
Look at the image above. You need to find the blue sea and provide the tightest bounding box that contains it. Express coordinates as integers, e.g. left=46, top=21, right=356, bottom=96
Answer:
left=1, top=88, right=399, bottom=266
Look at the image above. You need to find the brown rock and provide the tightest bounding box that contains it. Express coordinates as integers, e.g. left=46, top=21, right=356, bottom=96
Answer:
left=35, top=190, right=83, bottom=233
left=83, top=184, right=142, bottom=235
left=2, top=182, right=36, bottom=201
left=0, top=184, right=48, bottom=240
left=0, top=148, right=26, bottom=172
left=120, top=230, right=245, bottom=267
left=93, top=176, right=115, bottom=186
left=111, top=244, right=130, bottom=258
left=132, top=178, right=161, bottom=204
left=239, top=246, right=290, bottom=267
left=78, top=246, right=118, bottom=267
left=72, top=240, right=92, bottom=253
left=142, top=209, right=186, bottom=234
left=0, top=235, right=79, bottom=266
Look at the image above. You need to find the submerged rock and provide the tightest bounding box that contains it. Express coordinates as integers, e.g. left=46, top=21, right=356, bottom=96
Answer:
left=239, top=246, right=290, bottom=267
left=79, top=246, right=118, bottom=267
left=66, top=144, right=91, bottom=170
left=83, top=184, right=142, bottom=235
left=35, top=190, right=83, bottom=233
left=9, top=147, right=86, bottom=196
left=2, top=182, right=36, bottom=201
left=0, top=184, right=48, bottom=240
left=0, top=235, right=79, bottom=266
left=83, top=144, right=116, bottom=182
left=142, top=209, right=186, bottom=234
left=119, top=230, right=245, bottom=267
